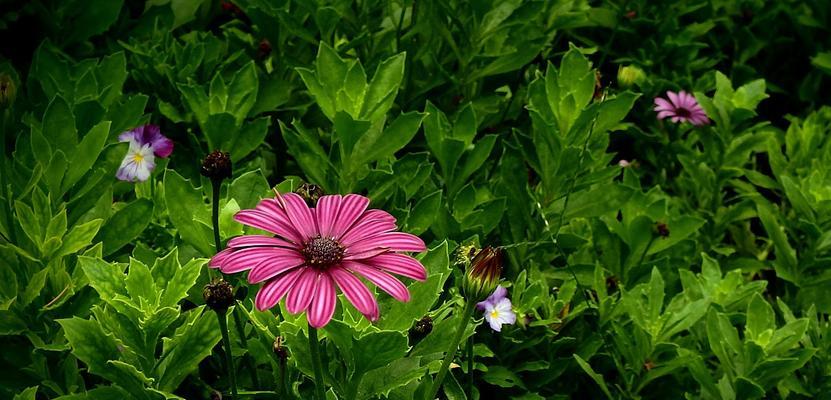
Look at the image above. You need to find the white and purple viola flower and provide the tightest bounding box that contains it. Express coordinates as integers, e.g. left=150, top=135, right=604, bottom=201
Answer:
left=116, top=125, right=173, bottom=182
left=476, top=285, right=516, bottom=332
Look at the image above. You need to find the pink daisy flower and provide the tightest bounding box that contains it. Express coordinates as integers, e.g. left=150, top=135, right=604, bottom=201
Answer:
left=210, top=193, right=428, bottom=328
left=654, top=90, right=709, bottom=126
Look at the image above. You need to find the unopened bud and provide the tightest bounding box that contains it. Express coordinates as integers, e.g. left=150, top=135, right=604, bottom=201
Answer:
left=463, top=246, right=503, bottom=302
left=408, top=315, right=433, bottom=343
left=617, top=65, right=646, bottom=88
left=655, top=222, right=670, bottom=238
left=0, top=74, right=16, bottom=108
left=201, top=150, right=232, bottom=181
left=272, top=336, right=289, bottom=360
left=294, top=183, right=324, bottom=207
left=203, top=279, right=235, bottom=312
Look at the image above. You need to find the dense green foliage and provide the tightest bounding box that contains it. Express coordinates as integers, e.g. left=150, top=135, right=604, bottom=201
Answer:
left=1, top=0, right=831, bottom=399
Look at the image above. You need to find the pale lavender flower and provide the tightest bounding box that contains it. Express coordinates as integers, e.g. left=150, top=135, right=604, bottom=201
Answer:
left=116, top=125, right=173, bottom=182
left=476, top=285, right=516, bottom=332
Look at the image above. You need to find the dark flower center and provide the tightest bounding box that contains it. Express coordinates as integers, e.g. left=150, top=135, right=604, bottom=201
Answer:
left=675, top=107, right=691, bottom=118
left=301, top=236, right=344, bottom=269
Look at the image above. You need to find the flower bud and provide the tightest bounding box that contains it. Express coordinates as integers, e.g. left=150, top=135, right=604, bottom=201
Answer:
left=617, top=65, right=646, bottom=88
left=408, top=315, right=433, bottom=343
left=463, top=246, right=503, bottom=302
left=0, top=73, right=16, bottom=108
left=201, top=150, right=233, bottom=181
left=203, top=278, right=235, bottom=312
left=272, top=336, right=289, bottom=360
left=294, top=183, right=324, bottom=207
left=654, top=222, right=670, bottom=238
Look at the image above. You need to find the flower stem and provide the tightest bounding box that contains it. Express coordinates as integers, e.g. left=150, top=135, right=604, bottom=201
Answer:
left=278, top=354, right=287, bottom=399
left=466, top=335, right=474, bottom=397
left=232, top=304, right=261, bottom=388
left=428, top=301, right=475, bottom=400
left=308, top=323, right=326, bottom=400
left=211, top=178, right=223, bottom=252
left=216, top=309, right=239, bottom=400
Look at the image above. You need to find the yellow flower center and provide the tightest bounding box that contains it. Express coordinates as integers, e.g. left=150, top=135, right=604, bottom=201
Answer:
left=133, top=153, right=145, bottom=163
left=490, top=310, right=500, bottom=319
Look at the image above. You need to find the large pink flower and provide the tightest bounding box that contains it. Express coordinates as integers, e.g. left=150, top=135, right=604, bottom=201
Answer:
left=654, top=90, right=709, bottom=126
left=210, top=193, right=427, bottom=328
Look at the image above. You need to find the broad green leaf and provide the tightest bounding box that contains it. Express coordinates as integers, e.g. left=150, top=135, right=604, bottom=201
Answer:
left=573, top=354, right=612, bottom=399
left=156, top=307, right=221, bottom=391
left=96, top=198, right=154, bottom=256
left=58, top=317, right=120, bottom=382
left=163, top=170, right=213, bottom=255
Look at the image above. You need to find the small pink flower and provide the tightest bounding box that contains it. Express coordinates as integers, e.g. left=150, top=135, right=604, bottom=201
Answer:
left=476, top=285, right=516, bottom=332
left=210, top=193, right=428, bottom=328
left=654, top=91, right=709, bottom=126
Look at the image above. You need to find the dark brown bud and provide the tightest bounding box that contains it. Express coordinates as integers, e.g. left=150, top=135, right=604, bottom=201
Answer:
left=644, top=359, right=656, bottom=371
left=463, top=246, right=503, bottom=301
left=408, top=316, right=433, bottom=343
left=294, top=183, right=324, bottom=207
left=258, top=39, right=272, bottom=58
left=272, top=336, right=289, bottom=360
left=203, top=279, right=235, bottom=311
left=655, top=222, right=670, bottom=238
left=624, top=10, right=636, bottom=19
left=201, top=150, right=232, bottom=181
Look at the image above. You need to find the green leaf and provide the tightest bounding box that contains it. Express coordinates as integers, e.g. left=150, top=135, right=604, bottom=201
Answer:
left=361, top=52, right=406, bottom=121
left=746, top=293, right=775, bottom=344
left=64, top=121, right=110, bottom=192
left=79, top=256, right=127, bottom=305
left=227, top=61, right=259, bottom=122
left=43, top=95, right=78, bottom=151
left=353, top=330, right=409, bottom=373
left=55, top=219, right=102, bottom=258
left=356, top=111, right=425, bottom=164
left=230, top=116, right=270, bottom=161
left=58, top=317, right=121, bottom=381
left=63, top=0, right=124, bottom=45
left=482, top=365, right=526, bottom=389
left=125, top=258, right=158, bottom=308
left=406, top=190, right=442, bottom=235
left=229, top=170, right=271, bottom=210
left=156, top=307, right=222, bottom=391
left=573, top=354, right=612, bottom=399
left=12, top=386, right=38, bottom=400
left=375, top=242, right=451, bottom=331
left=158, top=259, right=205, bottom=309
left=163, top=170, right=213, bottom=255
left=96, top=198, right=154, bottom=256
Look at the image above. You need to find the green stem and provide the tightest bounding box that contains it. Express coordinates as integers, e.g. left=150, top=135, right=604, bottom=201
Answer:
left=466, top=335, right=474, bottom=398
left=211, top=178, right=223, bottom=252
left=278, top=355, right=287, bottom=399
left=232, top=304, right=261, bottom=388
left=427, top=301, right=476, bottom=400
left=308, top=323, right=326, bottom=400
left=217, top=310, right=239, bottom=400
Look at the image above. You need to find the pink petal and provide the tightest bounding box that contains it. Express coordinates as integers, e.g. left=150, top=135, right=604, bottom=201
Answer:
left=347, top=232, right=426, bottom=255
left=234, top=209, right=304, bottom=244
left=671, top=116, right=682, bottom=123
left=220, top=247, right=300, bottom=274
left=345, top=261, right=410, bottom=302
left=307, top=273, right=337, bottom=328
left=343, top=248, right=390, bottom=261
left=315, top=195, right=342, bottom=238
left=227, top=235, right=295, bottom=249
left=331, top=194, right=370, bottom=238
left=363, top=253, right=427, bottom=281
left=247, top=254, right=306, bottom=283
left=656, top=110, right=676, bottom=120
left=667, top=91, right=681, bottom=108
left=328, top=267, right=379, bottom=321
left=285, top=268, right=319, bottom=314
left=151, top=136, right=174, bottom=158
left=653, top=97, right=674, bottom=112
left=209, top=248, right=234, bottom=268
left=255, top=269, right=304, bottom=310
left=279, top=193, right=318, bottom=240
left=339, top=219, right=397, bottom=247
